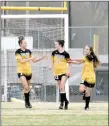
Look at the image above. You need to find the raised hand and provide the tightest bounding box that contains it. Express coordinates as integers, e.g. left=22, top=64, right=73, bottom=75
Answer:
left=41, top=55, right=48, bottom=60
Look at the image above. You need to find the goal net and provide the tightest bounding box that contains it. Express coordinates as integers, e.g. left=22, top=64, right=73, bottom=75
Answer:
left=1, top=14, right=69, bottom=102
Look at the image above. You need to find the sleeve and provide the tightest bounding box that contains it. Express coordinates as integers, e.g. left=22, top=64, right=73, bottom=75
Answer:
left=65, top=53, right=70, bottom=61
left=29, top=50, right=32, bottom=58
left=82, top=57, right=86, bottom=62
left=15, top=50, right=22, bottom=61
left=51, top=51, right=54, bottom=62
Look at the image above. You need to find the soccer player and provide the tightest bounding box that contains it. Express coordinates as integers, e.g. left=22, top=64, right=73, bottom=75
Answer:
left=68, top=45, right=100, bottom=110
left=15, top=36, right=46, bottom=108
left=50, top=40, right=71, bottom=110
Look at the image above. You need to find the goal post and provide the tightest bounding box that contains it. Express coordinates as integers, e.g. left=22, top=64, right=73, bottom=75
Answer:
left=1, top=14, right=69, bottom=102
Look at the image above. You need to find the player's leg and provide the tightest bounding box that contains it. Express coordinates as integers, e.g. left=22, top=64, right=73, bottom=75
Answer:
left=27, top=80, right=31, bottom=91
left=57, top=80, right=64, bottom=109
left=27, top=79, right=32, bottom=108
left=19, top=75, right=30, bottom=108
left=54, top=76, right=63, bottom=109
left=79, top=83, right=86, bottom=100
left=57, top=80, right=61, bottom=87
left=84, top=87, right=91, bottom=110
left=60, top=75, right=69, bottom=110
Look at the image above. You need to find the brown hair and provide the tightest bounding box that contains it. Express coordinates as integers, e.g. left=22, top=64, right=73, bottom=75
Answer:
left=86, top=46, right=101, bottom=68
left=56, top=40, right=65, bottom=47
left=18, top=36, right=24, bottom=46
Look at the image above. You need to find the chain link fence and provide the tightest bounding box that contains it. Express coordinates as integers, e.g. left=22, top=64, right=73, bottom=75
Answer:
left=70, top=26, right=108, bottom=55
left=2, top=26, right=108, bottom=54
left=1, top=47, right=108, bottom=102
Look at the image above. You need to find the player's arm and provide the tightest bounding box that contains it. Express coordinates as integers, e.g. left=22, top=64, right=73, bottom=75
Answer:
left=49, top=52, right=54, bottom=72
left=68, top=58, right=85, bottom=64
left=67, top=62, right=72, bottom=76
left=31, top=55, right=47, bottom=63
left=49, top=61, right=54, bottom=72
left=19, top=57, right=33, bottom=63
left=28, top=50, right=47, bottom=63
left=66, top=53, right=72, bottom=76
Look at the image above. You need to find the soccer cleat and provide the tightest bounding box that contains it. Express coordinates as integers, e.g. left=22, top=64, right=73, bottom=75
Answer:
left=59, top=103, right=64, bottom=109
left=84, top=106, right=89, bottom=110
left=28, top=102, right=32, bottom=108
left=25, top=102, right=29, bottom=108
left=64, top=101, right=69, bottom=110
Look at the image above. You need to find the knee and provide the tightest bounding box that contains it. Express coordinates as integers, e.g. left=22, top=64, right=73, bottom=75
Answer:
left=24, top=85, right=29, bottom=92
left=85, top=90, right=91, bottom=97
left=60, top=87, right=64, bottom=92
left=79, top=87, right=85, bottom=93
left=59, top=84, right=65, bottom=92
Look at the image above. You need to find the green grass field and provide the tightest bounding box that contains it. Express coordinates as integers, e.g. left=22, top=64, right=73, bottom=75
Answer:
left=2, top=102, right=108, bottom=126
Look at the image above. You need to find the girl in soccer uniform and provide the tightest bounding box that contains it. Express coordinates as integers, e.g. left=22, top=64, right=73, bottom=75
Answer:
left=68, top=45, right=100, bottom=110
left=51, top=40, right=71, bottom=110
left=15, top=36, right=46, bottom=108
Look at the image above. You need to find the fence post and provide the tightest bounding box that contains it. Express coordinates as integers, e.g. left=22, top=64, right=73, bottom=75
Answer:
left=0, top=2, right=2, bottom=124
left=43, top=67, right=47, bottom=102
left=90, top=28, right=92, bottom=45
left=4, top=49, right=8, bottom=102
left=93, top=34, right=99, bottom=55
